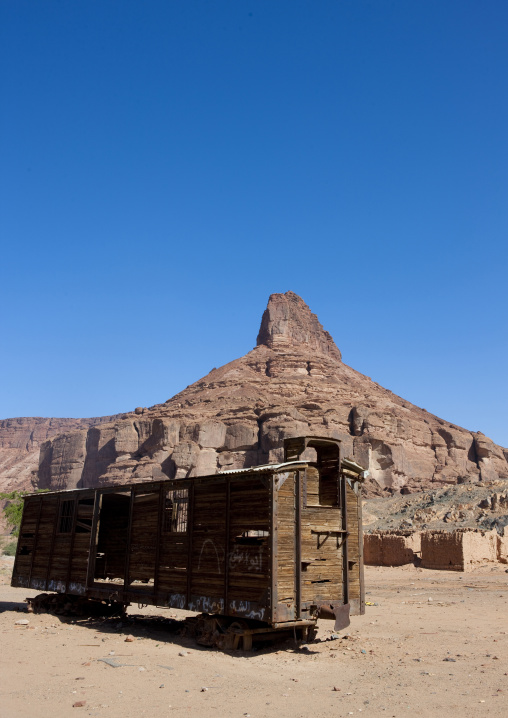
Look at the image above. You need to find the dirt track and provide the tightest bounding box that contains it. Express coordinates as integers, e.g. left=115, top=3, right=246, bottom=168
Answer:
left=1, top=557, right=507, bottom=718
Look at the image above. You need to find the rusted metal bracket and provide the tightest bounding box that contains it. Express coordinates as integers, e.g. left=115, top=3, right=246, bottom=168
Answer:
left=310, top=529, right=349, bottom=549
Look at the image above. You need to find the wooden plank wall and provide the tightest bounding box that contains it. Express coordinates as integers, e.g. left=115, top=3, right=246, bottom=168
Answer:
left=70, top=498, right=95, bottom=587
left=30, top=496, right=59, bottom=588
left=300, top=464, right=344, bottom=605
left=14, top=492, right=97, bottom=592
left=300, top=504, right=343, bottom=605
left=12, top=497, right=40, bottom=586
left=128, top=490, right=159, bottom=584
left=275, top=471, right=296, bottom=616
left=158, top=483, right=190, bottom=601
left=305, top=466, right=319, bottom=506
left=346, top=479, right=362, bottom=611
left=190, top=480, right=227, bottom=605
left=227, top=478, right=270, bottom=607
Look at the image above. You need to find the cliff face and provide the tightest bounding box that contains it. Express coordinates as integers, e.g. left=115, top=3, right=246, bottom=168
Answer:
left=2, top=292, right=508, bottom=496
left=0, top=415, right=121, bottom=493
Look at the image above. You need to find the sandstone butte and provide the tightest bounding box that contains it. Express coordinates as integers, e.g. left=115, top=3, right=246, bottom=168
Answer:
left=1, top=291, right=507, bottom=499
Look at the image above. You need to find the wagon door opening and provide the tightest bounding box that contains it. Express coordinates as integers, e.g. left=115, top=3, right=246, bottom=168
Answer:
left=92, top=492, right=130, bottom=584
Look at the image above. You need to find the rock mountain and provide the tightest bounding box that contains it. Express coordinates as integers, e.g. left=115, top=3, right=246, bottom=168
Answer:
left=1, top=292, right=507, bottom=497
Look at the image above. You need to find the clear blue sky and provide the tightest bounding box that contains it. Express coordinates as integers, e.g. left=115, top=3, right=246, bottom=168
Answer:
left=1, top=1, right=507, bottom=447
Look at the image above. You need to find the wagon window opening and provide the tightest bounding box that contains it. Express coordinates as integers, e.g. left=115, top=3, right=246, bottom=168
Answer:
left=163, top=489, right=188, bottom=533
left=58, top=500, right=74, bottom=533
left=234, top=530, right=269, bottom=545
left=305, top=466, right=340, bottom=508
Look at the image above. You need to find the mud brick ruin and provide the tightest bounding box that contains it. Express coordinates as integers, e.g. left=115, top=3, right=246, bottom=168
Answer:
left=364, top=529, right=508, bottom=572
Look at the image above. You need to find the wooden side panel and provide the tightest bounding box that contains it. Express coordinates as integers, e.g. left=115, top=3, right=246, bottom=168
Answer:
left=275, top=472, right=296, bottom=618
left=30, top=497, right=59, bottom=588
left=69, top=496, right=95, bottom=586
left=300, top=503, right=343, bottom=604
left=49, top=531, right=73, bottom=585
left=227, top=478, right=270, bottom=606
left=346, top=481, right=362, bottom=613
left=70, top=534, right=92, bottom=587
left=158, top=534, right=189, bottom=596
left=128, top=491, right=159, bottom=583
left=305, top=466, right=320, bottom=505
left=190, top=481, right=227, bottom=606
left=12, top=497, right=40, bottom=586
left=157, top=480, right=191, bottom=600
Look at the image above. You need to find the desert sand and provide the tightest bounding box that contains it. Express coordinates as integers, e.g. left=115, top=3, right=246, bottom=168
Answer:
left=1, top=556, right=507, bottom=718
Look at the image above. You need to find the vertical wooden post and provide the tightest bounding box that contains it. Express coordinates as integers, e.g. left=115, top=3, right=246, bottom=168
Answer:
left=357, top=480, right=365, bottom=614
left=223, top=479, right=231, bottom=615
left=269, top=474, right=278, bottom=624
left=123, top=488, right=135, bottom=592
left=45, top=496, right=61, bottom=590
left=341, top=472, right=349, bottom=606
left=65, top=495, right=79, bottom=591
left=185, top=482, right=194, bottom=609
left=86, top=492, right=102, bottom=590
left=295, top=470, right=302, bottom=620
left=28, top=496, right=43, bottom=589
left=153, top=483, right=164, bottom=600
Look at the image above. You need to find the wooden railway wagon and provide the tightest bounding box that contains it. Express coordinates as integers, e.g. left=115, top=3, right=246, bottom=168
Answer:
left=12, top=436, right=366, bottom=637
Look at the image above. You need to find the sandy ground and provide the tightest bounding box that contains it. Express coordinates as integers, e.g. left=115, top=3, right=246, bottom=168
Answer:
left=1, top=556, right=507, bottom=718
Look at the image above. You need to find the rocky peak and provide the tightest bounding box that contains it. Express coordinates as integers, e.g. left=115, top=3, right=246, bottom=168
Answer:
left=3, top=291, right=508, bottom=499
left=256, top=291, right=342, bottom=361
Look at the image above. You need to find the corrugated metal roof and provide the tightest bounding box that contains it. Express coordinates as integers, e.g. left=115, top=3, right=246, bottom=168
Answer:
left=342, top=458, right=368, bottom=476
left=218, top=460, right=310, bottom=476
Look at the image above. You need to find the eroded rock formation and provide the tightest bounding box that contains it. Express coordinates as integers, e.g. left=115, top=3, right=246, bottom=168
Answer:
left=2, top=291, right=507, bottom=496
left=0, top=416, right=120, bottom=493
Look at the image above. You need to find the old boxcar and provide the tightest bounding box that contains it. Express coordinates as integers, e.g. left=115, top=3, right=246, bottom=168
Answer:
left=12, top=436, right=366, bottom=639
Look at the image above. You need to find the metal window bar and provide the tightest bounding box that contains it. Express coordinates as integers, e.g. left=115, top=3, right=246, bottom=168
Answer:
left=58, top=500, right=74, bottom=533
left=163, top=489, right=188, bottom=533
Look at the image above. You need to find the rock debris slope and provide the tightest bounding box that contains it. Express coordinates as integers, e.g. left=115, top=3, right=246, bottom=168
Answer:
left=2, top=292, right=507, bottom=496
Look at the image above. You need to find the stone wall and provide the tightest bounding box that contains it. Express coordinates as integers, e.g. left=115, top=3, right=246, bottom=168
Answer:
left=420, top=530, right=465, bottom=571
left=499, top=534, right=508, bottom=564
left=365, top=528, right=508, bottom=570
left=420, top=528, right=505, bottom=571
left=364, top=531, right=421, bottom=566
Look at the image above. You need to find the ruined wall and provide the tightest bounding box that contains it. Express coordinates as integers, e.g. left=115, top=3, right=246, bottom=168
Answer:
left=462, top=530, right=500, bottom=569
left=365, top=528, right=508, bottom=570
left=364, top=531, right=421, bottom=566
left=421, top=530, right=469, bottom=571
left=498, top=535, right=508, bottom=564
left=421, top=529, right=503, bottom=571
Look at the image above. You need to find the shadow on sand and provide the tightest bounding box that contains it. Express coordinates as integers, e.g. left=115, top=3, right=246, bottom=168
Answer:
left=7, top=600, right=321, bottom=655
